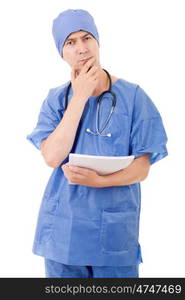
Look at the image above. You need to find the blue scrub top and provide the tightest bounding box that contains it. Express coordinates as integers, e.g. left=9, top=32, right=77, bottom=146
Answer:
left=26, top=78, right=168, bottom=266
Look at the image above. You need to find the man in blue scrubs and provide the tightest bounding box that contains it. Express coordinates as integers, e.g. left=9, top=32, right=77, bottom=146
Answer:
left=27, top=9, right=168, bottom=278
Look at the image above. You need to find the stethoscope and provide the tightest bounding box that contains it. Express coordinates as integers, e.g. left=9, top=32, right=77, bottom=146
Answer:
left=64, top=69, right=116, bottom=137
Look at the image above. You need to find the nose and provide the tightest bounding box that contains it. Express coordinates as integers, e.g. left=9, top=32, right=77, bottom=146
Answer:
left=76, top=39, right=88, bottom=55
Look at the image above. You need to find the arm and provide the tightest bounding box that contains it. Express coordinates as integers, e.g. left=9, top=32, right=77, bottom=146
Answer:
left=41, top=57, right=100, bottom=168
left=41, top=97, right=86, bottom=168
left=99, top=153, right=150, bottom=187
left=62, top=153, right=151, bottom=187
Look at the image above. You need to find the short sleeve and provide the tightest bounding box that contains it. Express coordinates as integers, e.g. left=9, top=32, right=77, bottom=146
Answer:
left=26, top=88, right=63, bottom=150
left=130, top=86, right=168, bottom=165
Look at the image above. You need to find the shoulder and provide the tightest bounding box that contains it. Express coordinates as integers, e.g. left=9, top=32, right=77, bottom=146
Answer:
left=112, top=77, right=139, bottom=110
left=114, top=76, right=155, bottom=105
left=113, top=77, right=160, bottom=117
left=48, top=81, right=70, bottom=99
left=43, top=81, right=70, bottom=108
left=39, top=81, right=70, bottom=119
left=113, top=76, right=138, bottom=94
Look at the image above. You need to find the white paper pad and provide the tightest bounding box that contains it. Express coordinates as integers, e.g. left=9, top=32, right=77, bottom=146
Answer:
left=69, top=153, right=135, bottom=175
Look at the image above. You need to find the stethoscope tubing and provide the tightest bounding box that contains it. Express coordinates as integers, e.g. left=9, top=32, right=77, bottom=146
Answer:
left=64, top=69, right=116, bottom=137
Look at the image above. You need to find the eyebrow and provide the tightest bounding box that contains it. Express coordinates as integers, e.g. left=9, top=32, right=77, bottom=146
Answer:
left=65, top=33, right=91, bottom=43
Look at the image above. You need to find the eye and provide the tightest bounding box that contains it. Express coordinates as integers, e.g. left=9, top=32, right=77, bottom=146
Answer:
left=66, top=41, right=73, bottom=45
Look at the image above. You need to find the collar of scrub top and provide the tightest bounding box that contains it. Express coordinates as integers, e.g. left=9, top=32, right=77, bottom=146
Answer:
left=64, top=69, right=116, bottom=137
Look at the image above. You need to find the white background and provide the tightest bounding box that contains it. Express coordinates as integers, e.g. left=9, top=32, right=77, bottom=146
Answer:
left=0, top=0, right=184, bottom=277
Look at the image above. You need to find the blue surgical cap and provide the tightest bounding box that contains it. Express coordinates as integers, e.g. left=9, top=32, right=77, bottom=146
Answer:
left=52, top=9, right=100, bottom=57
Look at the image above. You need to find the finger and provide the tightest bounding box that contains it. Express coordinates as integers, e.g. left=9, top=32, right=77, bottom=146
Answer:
left=71, top=69, right=76, bottom=82
left=69, top=165, right=92, bottom=175
left=70, top=173, right=85, bottom=181
left=68, top=181, right=75, bottom=185
left=72, top=57, right=95, bottom=78
left=71, top=64, right=80, bottom=80
left=68, top=165, right=84, bottom=173
left=61, top=164, right=66, bottom=171
left=80, top=57, right=96, bottom=75
left=71, top=60, right=81, bottom=79
left=87, top=67, right=100, bottom=79
left=90, top=74, right=99, bottom=82
left=63, top=168, right=72, bottom=181
left=61, top=164, right=71, bottom=177
left=61, top=163, right=69, bottom=170
left=86, top=70, right=99, bottom=82
left=86, top=65, right=99, bottom=77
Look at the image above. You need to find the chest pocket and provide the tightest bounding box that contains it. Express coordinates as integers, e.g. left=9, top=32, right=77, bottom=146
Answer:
left=97, top=109, right=131, bottom=156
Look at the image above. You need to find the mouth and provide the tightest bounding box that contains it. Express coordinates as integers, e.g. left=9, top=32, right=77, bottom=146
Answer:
left=78, top=56, right=92, bottom=62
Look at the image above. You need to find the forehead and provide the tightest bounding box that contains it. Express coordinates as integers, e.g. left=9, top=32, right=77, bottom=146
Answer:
left=67, top=30, right=91, bottom=39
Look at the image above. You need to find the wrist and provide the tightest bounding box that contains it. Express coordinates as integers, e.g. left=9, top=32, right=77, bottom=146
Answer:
left=72, top=95, right=88, bottom=104
left=96, top=174, right=110, bottom=188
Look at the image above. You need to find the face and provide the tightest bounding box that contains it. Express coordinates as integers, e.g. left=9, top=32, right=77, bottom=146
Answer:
left=62, top=30, right=100, bottom=72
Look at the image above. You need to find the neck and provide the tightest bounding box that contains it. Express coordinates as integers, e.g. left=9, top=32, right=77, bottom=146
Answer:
left=92, top=69, right=110, bottom=96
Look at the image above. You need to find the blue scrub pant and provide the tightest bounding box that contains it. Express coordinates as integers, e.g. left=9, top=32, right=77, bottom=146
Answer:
left=44, top=258, right=139, bottom=278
